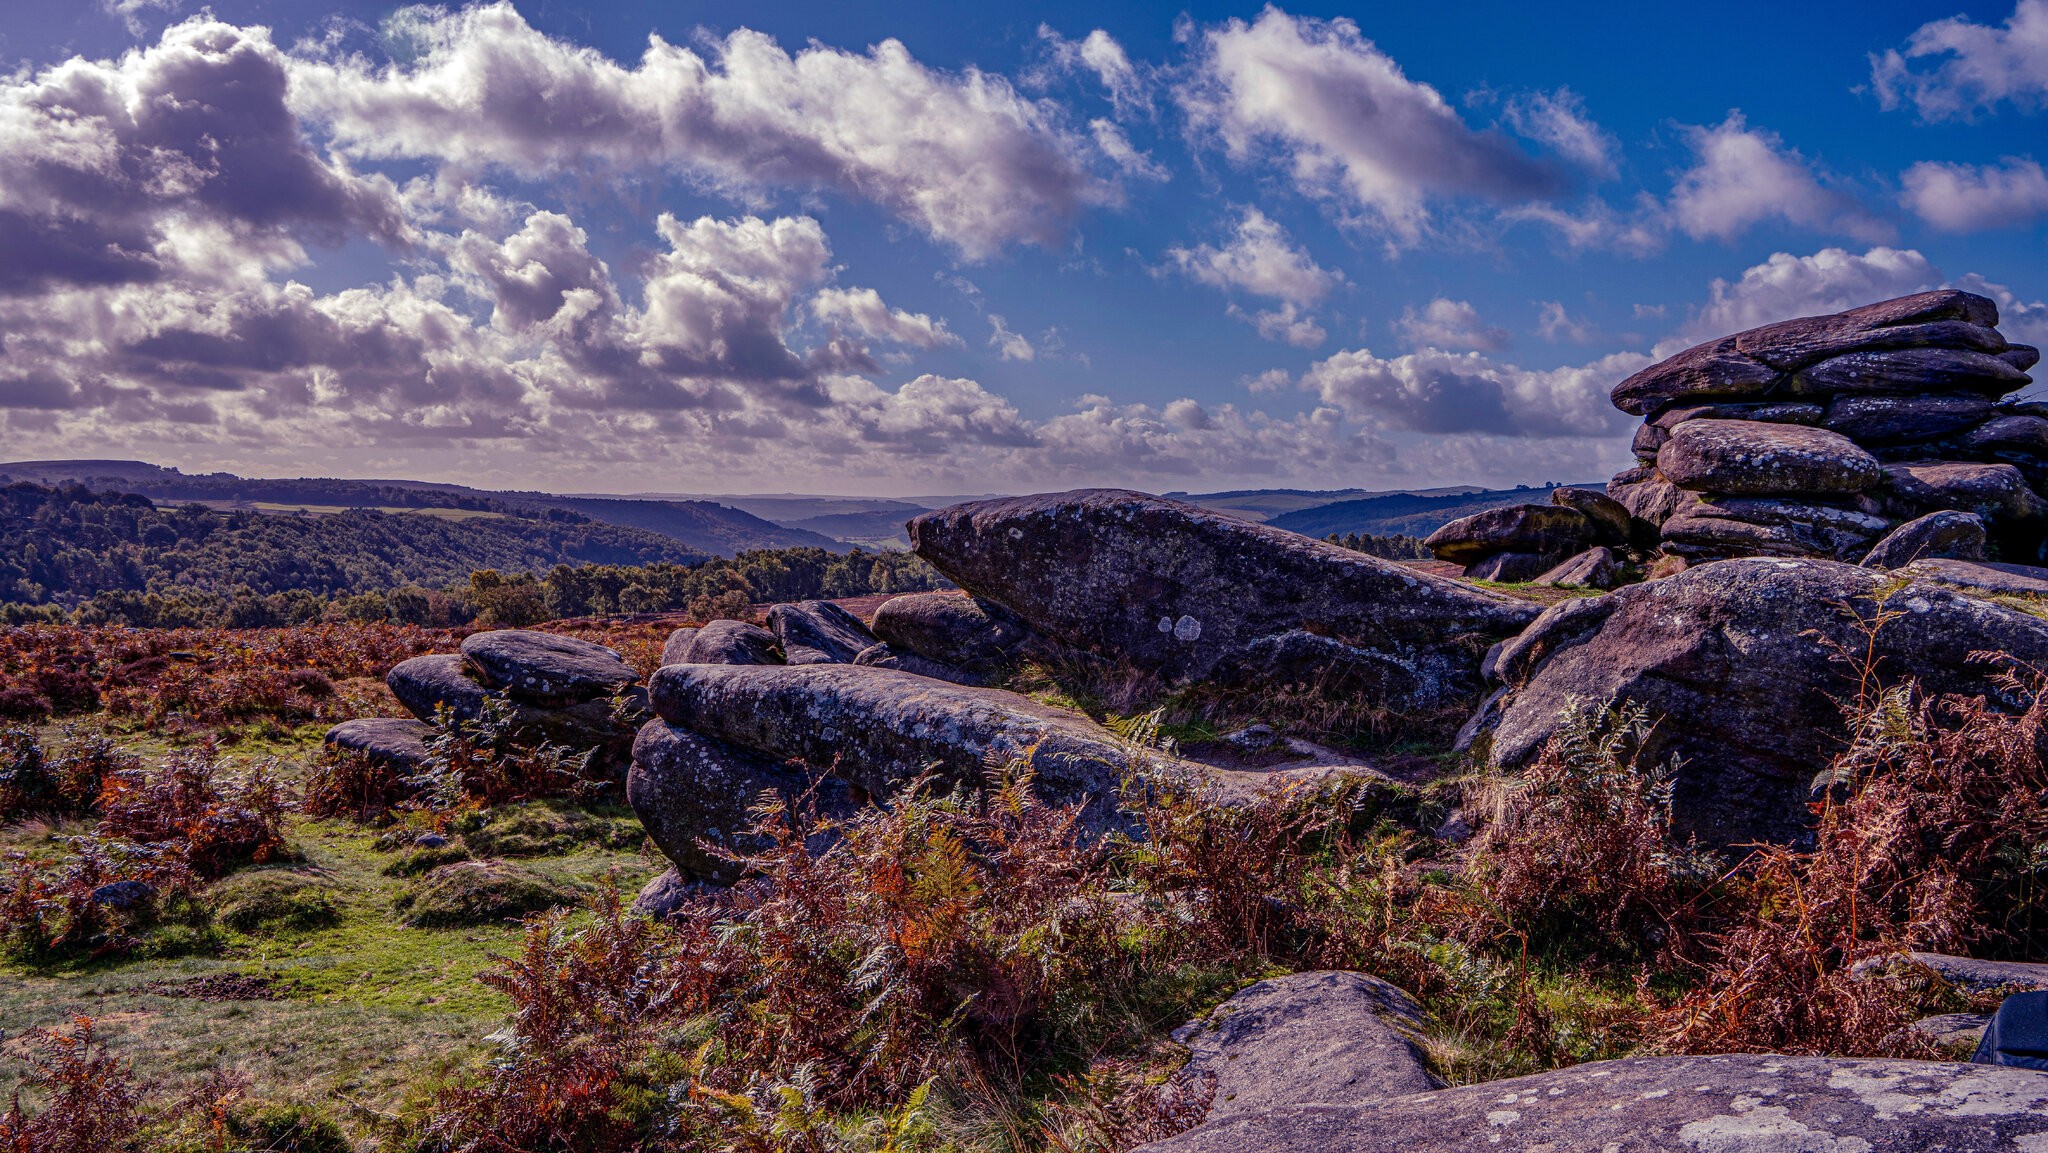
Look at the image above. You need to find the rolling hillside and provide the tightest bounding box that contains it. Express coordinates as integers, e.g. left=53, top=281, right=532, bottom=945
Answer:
left=1266, top=484, right=1606, bottom=538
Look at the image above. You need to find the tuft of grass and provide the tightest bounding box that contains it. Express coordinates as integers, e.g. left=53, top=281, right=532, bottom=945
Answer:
left=209, top=870, right=341, bottom=934
left=395, top=859, right=583, bottom=929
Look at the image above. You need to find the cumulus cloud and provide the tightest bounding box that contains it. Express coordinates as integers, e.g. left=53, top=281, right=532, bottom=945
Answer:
left=1537, top=301, right=1593, bottom=343
left=1901, top=157, right=2048, bottom=230
left=1394, top=298, right=1508, bottom=351
left=1089, top=119, right=1169, bottom=181
left=1038, top=26, right=1148, bottom=113
left=1297, top=345, right=1645, bottom=437
left=1178, top=8, right=1559, bottom=244
left=1667, top=113, right=1890, bottom=243
left=1501, top=89, right=1617, bottom=177
left=1681, top=246, right=1940, bottom=341
left=1166, top=208, right=1341, bottom=307
left=1228, top=301, right=1328, bottom=348
left=1954, top=272, right=2048, bottom=347
left=1501, top=197, right=1665, bottom=256
left=811, top=288, right=962, bottom=349
left=987, top=315, right=1036, bottom=362
left=1872, top=0, right=2048, bottom=120
left=290, top=2, right=1115, bottom=260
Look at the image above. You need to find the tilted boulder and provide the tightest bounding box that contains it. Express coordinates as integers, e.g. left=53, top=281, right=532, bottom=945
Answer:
left=1534, top=546, right=1623, bottom=589
left=1171, top=971, right=1437, bottom=1124
left=768, top=600, right=876, bottom=665
left=461, top=630, right=640, bottom=706
left=851, top=641, right=985, bottom=685
left=1862, top=510, right=1987, bottom=569
left=1548, top=486, right=1637, bottom=546
left=1656, top=419, right=1883, bottom=496
left=1881, top=460, right=2048, bottom=524
left=868, top=592, right=1029, bottom=672
left=1659, top=492, right=1891, bottom=561
left=1612, top=289, right=2015, bottom=415
left=1422, top=504, right=1593, bottom=566
left=1464, top=557, right=2048, bottom=848
left=386, top=652, right=647, bottom=764
left=1134, top=1055, right=2048, bottom=1153
left=628, top=721, right=853, bottom=883
left=908, top=490, right=1538, bottom=698
left=671, top=619, right=783, bottom=666
left=323, top=717, right=433, bottom=773
left=659, top=627, right=699, bottom=667
left=1460, top=551, right=1562, bottom=583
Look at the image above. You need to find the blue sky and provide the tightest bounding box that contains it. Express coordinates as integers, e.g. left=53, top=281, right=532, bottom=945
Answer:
left=0, top=0, right=2041, bottom=495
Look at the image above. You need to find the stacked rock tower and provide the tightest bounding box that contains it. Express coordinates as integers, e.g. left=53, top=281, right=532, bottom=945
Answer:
left=1609, top=290, right=2042, bottom=565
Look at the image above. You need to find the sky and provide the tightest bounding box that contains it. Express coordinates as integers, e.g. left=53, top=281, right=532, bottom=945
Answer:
left=0, top=0, right=2042, bottom=497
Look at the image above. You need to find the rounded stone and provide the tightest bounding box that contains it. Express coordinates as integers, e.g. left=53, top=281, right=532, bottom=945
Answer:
left=460, top=630, right=637, bottom=705
left=1656, top=419, right=1882, bottom=496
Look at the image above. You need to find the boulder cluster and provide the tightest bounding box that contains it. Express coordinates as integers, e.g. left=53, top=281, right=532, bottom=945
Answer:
left=1608, top=289, right=2042, bottom=567
left=1421, top=488, right=1644, bottom=587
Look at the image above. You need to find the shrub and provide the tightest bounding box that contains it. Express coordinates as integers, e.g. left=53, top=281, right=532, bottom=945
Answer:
left=467, top=802, right=636, bottom=858
left=95, top=753, right=292, bottom=878
left=0, top=725, right=133, bottom=822
left=0, top=1017, right=142, bottom=1152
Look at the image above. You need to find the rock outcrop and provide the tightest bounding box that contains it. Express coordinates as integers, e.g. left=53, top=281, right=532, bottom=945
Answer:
left=628, top=721, right=853, bottom=883
left=1605, top=290, right=2044, bottom=565
left=1171, top=972, right=1437, bottom=1122
left=868, top=591, right=1029, bottom=672
left=909, top=489, right=1538, bottom=700
left=1462, top=557, right=2048, bottom=848
left=1423, top=487, right=1648, bottom=582
left=1135, top=1055, right=2048, bottom=1153
left=323, top=716, right=433, bottom=774
left=768, top=600, right=876, bottom=665
left=671, top=620, right=783, bottom=666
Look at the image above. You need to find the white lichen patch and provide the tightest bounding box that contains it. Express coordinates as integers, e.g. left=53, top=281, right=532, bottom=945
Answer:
left=1678, top=1105, right=1872, bottom=1152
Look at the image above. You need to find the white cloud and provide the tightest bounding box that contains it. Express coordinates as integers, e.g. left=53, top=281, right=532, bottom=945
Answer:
left=1667, top=113, right=1890, bottom=243
left=1501, top=89, right=1616, bottom=177
left=290, top=2, right=1115, bottom=260
left=811, top=287, right=962, bottom=349
left=1901, top=157, right=2048, bottom=230
left=1089, top=119, right=1169, bottom=181
left=987, top=315, right=1035, bottom=361
left=1872, top=0, right=2048, bottom=120
left=1501, top=198, right=1665, bottom=256
left=1166, top=208, right=1341, bottom=306
left=1228, top=301, right=1327, bottom=347
left=1039, top=26, right=1148, bottom=113
left=1394, top=298, right=1508, bottom=351
left=1537, top=301, right=1593, bottom=343
left=1297, top=345, right=1645, bottom=437
left=1954, top=273, right=2048, bottom=347
left=1682, top=246, right=1941, bottom=342
left=1178, top=8, right=1557, bottom=245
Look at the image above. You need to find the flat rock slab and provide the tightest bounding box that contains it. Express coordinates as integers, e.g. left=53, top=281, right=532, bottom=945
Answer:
left=323, top=717, right=433, bottom=772
left=1823, top=392, right=1994, bottom=443
left=460, top=630, right=638, bottom=705
left=1907, top=952, right=2048, bottom=993
left=1657, top=419, right=1882, bottom=497
left=649, top=663, right=1350, bottom=833
left=1172, top=971, right=1437, bottom=1123
left=1660, top=493, right=1890, bottom=561
left=1612, top=289, right=2013, bottom=415
left=1423, top=504, right=1592, bottom=565
left=1469, top=557, right=2048, bottom=848
left=1882, top=460, right=2048, bottom=524
left=1134, top=1055, right=2048, bottom=1153
left=1899, top=557, right=2048, bottom=598
left=910, top=489, right=1537, bottom=699
left=769, top=600, right=877, bottom=665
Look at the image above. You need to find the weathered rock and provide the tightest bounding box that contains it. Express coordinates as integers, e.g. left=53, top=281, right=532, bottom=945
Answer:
left=768, top=600, right=876, bottom=665
left=1882, top=460, right=2048, bottom=523
left=1631, top=421, right=1667, bottom=460
left=1899, top=953, right=2048, bottom=993
left=1795, top=346, right=2031, bottom=396
left=1171, top=972, right=1437, bottom=1123
left=659, top=627, right=700, bottom=668
left=1461, top=551, right=1562, bottom=583
left=1899, top=557, right=2048, bottom=598
left=1650, top=400, right=1826, bottom=429
left=387, top=653, right=491, bottom=723
left=323, top=717, right=434, bottom=773
left=868, top=592, right=1028, bottom=671
left=630, top=868, right=701, bottom=920
left=90, top=880, right=155, bottom=910
left=1133, top=1055, right=2048, bottom=1153
left=1862, top=511, right=1987, bottom=568
left=2004, top=344, right=2042, bottom=373
left=1612, top=290, right=2008, bottom=415
left=1607, top=470, right=1683, bottom=526
left=1660, top=493, right=1891, bottom=560
left=1823, top=393, right=1995, bottom=443
left=851, top=642, right=983, bottom=685
left=1534, top=546, right=1623, bottom=589
left=1657, top=419, right=1883, bottom=496
left=672, top=620, right=783, bottom=666
left=1424, top=504, right=1593, bottom=564
left=1913, top=1012, right=1993, bottom=1050
left=461, top=630, right=639, bottom=705
left=1470, top=557, right=2048, bottom=848
left=1549, top=487, right=1634, bottom=546
left=648, top=663, right=1344, bottom=833
left=387, top=653, right=647, bottom=763
left=909, top=490, right=1538, bottom=694
left=1963, top=414, right=2048, bottom=456
left=629, top=720, right=847, bottom=883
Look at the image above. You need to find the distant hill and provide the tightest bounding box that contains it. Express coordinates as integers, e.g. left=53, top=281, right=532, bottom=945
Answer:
left=0, top=460, right=842, bottom=556
left=0, top=481, right=707, bottom=610
left=1267, top=484, right=1607, bottom=539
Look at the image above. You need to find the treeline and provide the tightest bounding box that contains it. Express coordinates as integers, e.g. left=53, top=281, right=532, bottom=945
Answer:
left=0, top=482, right=944, bottom=628
left=1325, top=531, right=1431, bottom=560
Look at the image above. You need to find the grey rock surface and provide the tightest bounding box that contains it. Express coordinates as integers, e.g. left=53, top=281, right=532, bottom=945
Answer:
left=851, top=642, right=984, bottom=685
left=1651, top=400, right=1826, bottom=428
left=1461, top=550, right=1563, bottom=583
left=629, top=868, right=702, bottom=921
left=386, top=653, right=491, bottom=724
left=672, top=619, right=784, bottom=666
left=1913, top=1012, right=1993, bottom=1049
left=460, top=630, right=639, bottom=705
left=909, top=489, right=1537, bottom=696
left=387, top=652, right=646, bottom=763
left=868, top=592, right=1028, bottom=672
left=1534, top=546, right=1623, bottom=589
left=1899, top=557, right=2048, bottom=597
left=1901, top=952, right=2048, bottom=993
left=768, top=600, right=877, bottom=665
left=323, top=716, right=434, bottom=773
left=1549, top=486, right=1638, bottom=546
left=1423, top=504, right=1592, bottom=564
left=1660, top=493, right=1891, bottom=560
left=1171, top=971, right=1437, bottom=1123
left=1657, top=419, right=1883, bottom=496
left=628, top=720, right=852, bottom=883
left=1881, top=460, right=2048, bottom=523
left=1134, top=1055, right=2048, bottom=1153
left=1822, top=392, right=1995, bottom=443
left=1861, top=510, right=1987, bottom=568
left=659, top=627, right=700, bottom=668
left=1471, top=557, right=2048, bottom=848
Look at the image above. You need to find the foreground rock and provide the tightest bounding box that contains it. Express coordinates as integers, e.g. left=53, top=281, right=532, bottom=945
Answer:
left=323, top=717, right=433, bottom=773
left=1656, top=419, right=1881, bottom=496
left=1135, top=1055, right=2048, bottom=1153
left=909, top=489, right=1538, bottom=701
left=1465, top=557, right=2048, bottom=848
left=460, top=630, right=638, bottom=705
left=628, top=721, right=853, bottom=883
left=383, top=641, right=648, bottom=768
left=869, top=592, right=1029, bottom=672
left=768, top=600, right=876, bottom=665
left=1900, top=557, right=2048, bottom=597
left=1172, top=972, right=1436, bottom=1122
left=647, top=663, right=1350, bottom=835
left=668, top=620, right=783, bottom=666
left=1861, top=510, right=1987, bottom=568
